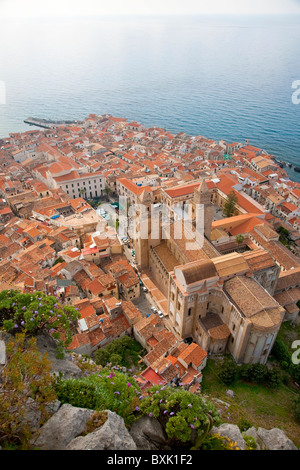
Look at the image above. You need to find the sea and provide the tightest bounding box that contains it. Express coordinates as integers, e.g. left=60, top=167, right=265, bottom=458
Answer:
left=0, top=14, right=300, bottom=181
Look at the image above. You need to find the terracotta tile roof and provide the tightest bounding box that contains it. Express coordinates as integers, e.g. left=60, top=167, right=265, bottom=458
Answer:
left=224, top=276, right=285, bottom=329
left=178, top=342, right=207, bottom=368
left=110, top=314, right=130, bottom=337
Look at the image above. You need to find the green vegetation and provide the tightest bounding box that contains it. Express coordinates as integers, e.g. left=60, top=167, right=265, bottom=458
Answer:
left=202, top=357, right=300, bottom=447
left=223, top=190, right=238, bottom=217
left=0, top=290, right=80, bottom=358
left=0, top=333, right=57, bottom=449
left=235, top=234, right=244, bottom=244
left=278, top=226, right=296, bottom=251
left=55, top=368, right=140, bottom=426
left=138, top=385, right=221, bottom=449
left=271, top=322, right=300, bottom=384
left=93, top=335, right=144, bottom=369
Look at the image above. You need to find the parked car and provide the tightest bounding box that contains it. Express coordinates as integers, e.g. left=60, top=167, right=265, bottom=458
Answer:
left=142, top=286, right=148, bottom=292
left=151, top=306, right=157, bottom=313
left=158, top=312, right=164, bottom=319
left=184, top=337, right=193, bottom=345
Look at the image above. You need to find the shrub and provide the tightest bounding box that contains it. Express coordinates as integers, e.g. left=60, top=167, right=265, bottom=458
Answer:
left=237, top=417, right=253, bottom=432
left=238, top=364, right=252, bottom=382
left=265, top=368, right=281, bottom=388
left=289, top=363, right=300, bottom=384
left=0, top=334, right=57, bottom=449
left=248, top=363, right=267, bottom=383
left=218, top=359, right=238, bottom=385
left=0, top=290, right=80, bottom=358
left=94, top=335, right=143, bottom=368
left=55, top=367, right=140, bottom=426
left=243, top=434, right=257, bottom=450
left=271, top=339, right=291, bottom=365
left=138, top=385, right=221, bottom=449
left=293, top=396, right=300, bottom=423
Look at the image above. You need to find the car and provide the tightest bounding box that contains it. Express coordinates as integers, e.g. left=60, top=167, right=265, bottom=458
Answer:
left=158, top=312, right=164, bottom=319
left=184, top=337, right=193, bottom=345
left=151, top=306, right=157, bottom=313
left=142, top=286, right=148, bottom=292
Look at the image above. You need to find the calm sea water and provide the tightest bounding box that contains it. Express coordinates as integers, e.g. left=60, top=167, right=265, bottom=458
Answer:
left=0, top=15, right=300, bottom=181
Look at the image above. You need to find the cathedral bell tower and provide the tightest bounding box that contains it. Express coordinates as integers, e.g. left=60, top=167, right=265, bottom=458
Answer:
left=193, top=179, right=214, bottom=240
left=133, top=189, right=152, bottom=270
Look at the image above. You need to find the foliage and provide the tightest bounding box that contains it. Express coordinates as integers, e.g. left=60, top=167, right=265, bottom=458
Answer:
left=0, top=333, right=57, bottom=449
left=55, top=367, right=141, bottom=426
left=138, top=385, right=221, bottom=449
left=243, top=434, right=257, bottom=450
left=223, top=190, right=238, bottom=217
left=289, top=363, right=300, bottom=383
left=265, top=368, right=282, bottom=388
left=235, top=234, right=244, bottom=244
left=248, top=364, right=267, bottom=384
left=237, top=417, right=253, bottom=432
left=271, top=336, right=300, bottom=384
left=0, top=290, right=80, bottom=358
left=201, top=433, right=240, bottom=450
left=94, top=335, right=144, bottom=369
left=218, top=358, right=238, bottom=385
left=271, top=338, right=291, bottom=365
left=293, top=395, right=300, bottom=423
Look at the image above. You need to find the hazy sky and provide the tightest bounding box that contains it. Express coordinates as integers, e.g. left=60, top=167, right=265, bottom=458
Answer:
left=1, top=0, right=300, bottom=18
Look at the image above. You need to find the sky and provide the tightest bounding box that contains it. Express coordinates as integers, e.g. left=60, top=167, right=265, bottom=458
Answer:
left=1, top=0, right=300, bottom=19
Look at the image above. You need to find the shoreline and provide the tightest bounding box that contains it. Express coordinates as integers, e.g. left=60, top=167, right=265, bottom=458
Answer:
left=0, top=115, right=299, bottom=184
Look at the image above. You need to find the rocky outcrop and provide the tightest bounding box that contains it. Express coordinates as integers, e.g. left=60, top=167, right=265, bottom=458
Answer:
left=66, top=410, right=137, bottom=450
left=211, top=423, right=246, bottom=450
left=245, top=427, right=298, bottom=451
left=35, top=334, right=82, bottom=378
left=212, top=423, right=298, bottom=450
left=31, top=404, right=137, bottom=450
left=129, top=416, right=170, bottom=450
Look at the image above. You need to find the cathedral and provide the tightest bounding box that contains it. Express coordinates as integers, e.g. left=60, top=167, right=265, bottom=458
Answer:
left=133, top=179, right=287, bottom=365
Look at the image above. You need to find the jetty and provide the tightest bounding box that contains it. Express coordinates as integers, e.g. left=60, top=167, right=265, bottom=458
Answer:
left=24, top=117, right=83, bottom=129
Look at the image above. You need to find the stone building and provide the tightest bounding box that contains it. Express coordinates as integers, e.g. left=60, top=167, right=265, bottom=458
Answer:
left=132, top=177, right=292, bottom=364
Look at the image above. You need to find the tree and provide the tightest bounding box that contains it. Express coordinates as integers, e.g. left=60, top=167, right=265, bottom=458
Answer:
left=236, top=234, right=244, bottom=245
left=0, top=334, right=57, bottom=448
left=0, top=290, right=80, bottom=358
left=104, top=186, right=111, bottom=200
left=94, top=335, right=143, bottom=368
left=223, top=190, right=238, bottom=217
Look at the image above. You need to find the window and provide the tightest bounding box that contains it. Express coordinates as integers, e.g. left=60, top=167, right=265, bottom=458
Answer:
left=188, top=307, right=192, bottom=316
